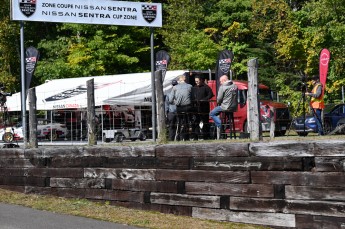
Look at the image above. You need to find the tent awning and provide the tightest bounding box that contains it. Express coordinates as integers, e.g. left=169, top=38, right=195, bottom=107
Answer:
left=6, top=70, right=186, bottom=111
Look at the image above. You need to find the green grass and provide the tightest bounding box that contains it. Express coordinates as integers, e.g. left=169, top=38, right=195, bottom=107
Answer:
left=0, top=188, right=268, bottom=229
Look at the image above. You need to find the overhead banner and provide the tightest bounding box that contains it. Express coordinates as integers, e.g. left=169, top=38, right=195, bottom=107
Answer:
left=25, top=46, right=39, bottom=92
left=215, top=49, right=234, bottom=93
left=319, top=48, right=331, bottom=95
left=11, top=0, right=162, bottom=27
left=155, top=50, right=170, bottom=82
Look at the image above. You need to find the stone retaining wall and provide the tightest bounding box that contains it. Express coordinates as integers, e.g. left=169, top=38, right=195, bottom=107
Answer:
left=0, top=140, right=345, bottom=228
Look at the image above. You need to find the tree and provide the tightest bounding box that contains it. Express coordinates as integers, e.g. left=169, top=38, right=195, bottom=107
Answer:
left=159, top=0, right=220, bottom=70
left=35, top=24, right=152, bottom=84
left=0, top=0, right=21, bottom=92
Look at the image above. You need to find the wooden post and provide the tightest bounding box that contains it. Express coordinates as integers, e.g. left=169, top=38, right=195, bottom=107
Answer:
left=87, top=79, right=97, bottom=146
left=155, top=70, right=167, bottom=142
left=28, top=88, right=38, bottom=148
left=270, top=107, right=275, bottom=139
left=247, top=58, right=262, bottom=141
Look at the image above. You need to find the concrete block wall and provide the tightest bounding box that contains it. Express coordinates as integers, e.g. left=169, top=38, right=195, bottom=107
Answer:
left=0, top=140, right=344, bottom=228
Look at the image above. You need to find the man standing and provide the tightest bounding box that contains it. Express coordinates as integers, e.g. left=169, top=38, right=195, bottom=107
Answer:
left=169, top=75, right=193, bottom=140
left=305, top=75, right=324, bottom=135
left=165, top=80, right=178, bottom=141
left=192, top=75, right=214, bottom=140
left=210, top=75, right=238, bottom=139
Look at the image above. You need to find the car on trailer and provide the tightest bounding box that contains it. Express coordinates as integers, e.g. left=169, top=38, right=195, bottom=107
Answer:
left=102, top=128, right=147, bottom=142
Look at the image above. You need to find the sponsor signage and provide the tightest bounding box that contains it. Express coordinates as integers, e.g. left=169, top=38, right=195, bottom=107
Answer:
left=319, top=48, right=331, bottom=95
left=215, top=49, right=234, bottom=92
left=11, top=0, right=162, bottom=27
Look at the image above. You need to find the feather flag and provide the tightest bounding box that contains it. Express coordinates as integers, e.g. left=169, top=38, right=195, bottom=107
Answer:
left=319, top=48, right=330, bottom=95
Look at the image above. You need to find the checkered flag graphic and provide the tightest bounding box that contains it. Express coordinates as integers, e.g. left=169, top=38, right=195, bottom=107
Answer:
left=142, top=5, right=157, bottom=10
left=219, top=58, right=231, bottom=64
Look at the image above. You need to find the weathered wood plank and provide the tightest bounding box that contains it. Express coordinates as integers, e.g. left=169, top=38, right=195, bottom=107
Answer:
left=85, top=189, right=145, bottom=203
left=40, top=147, right=83, bottom=158
left=231, top=197, right=345, bottom=218
left=186, top=182, right=274, bottom=198
left=84, top=168, right=156, bottom=180
left=314, top=157, right=345, bottom=172
left=250, top=140, right=345, bottom=157
left=150, top=192, right=220, bottom=208
left=192, top=207, right=296, bottom=227
left=286, top=185, right=345, bottom=201
left=0, top=149, right=24, bottom=158
left=110, top=201, right=192, bottom=216
left=25, top=186, right=86, bottom=198
left=251, top=171, right=345, bottom=187
left=156, top=157, right=190, bottom=169
left=0, top=168, right=26, bottom=176
left=192, top=207, right=229, bottom=221
left=28, top=157, right=50, bottom=167
left=0, top=185, right=26, bottom=193
left=156, top=170, right=249, bottom=183
left=50, top=156, right=104, bottom=168
left=25, top=168, right=84, bottom=178
left=156, top=143, right=249, bottom=157
left=296, top=214, right=345, bottom=229
left=0, top=176, right=48, bottom=187
left=50, top=178, right=105, bottom=189
left=24, top=186, right=54, bottom=195
left=105, top=157, right=157, bottom=169
left=287, top=199, right=345, bottom=217
left=250, top=141, right=313, bottom=157
left=230, top=197, right=286, bottom=213
left=0, top=159, right=34, bottom=168
left=112, top=179, right=181, bottom=193
left=192, top=157, right=302, bottom=171
left=82, top=145, right=155, bottom=157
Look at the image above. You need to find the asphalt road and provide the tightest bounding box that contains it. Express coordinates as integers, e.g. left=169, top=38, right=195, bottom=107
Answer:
left=0, top=203, right=141, bottom=229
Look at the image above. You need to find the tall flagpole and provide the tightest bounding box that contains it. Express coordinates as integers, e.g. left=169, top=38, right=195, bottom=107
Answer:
left=20, top=21, right=27, bottom=148
left=150, top=27, right=156, bottom=142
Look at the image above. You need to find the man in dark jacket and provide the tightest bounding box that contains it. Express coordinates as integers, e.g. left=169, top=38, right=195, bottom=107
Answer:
left=210, top=75, right=238, bottom=139
left=191, top=75, right=214, bottom=140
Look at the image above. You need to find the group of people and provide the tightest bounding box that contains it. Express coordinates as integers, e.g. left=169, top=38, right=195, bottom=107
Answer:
left=165, top=74, right=238, bottom=141
left=165, top=72, right=325, bottom=140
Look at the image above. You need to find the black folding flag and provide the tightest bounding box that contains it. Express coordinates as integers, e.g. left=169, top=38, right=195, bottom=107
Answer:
left=155, top=50, right=171, bottom=83
left=215, top=49, right=234, bottom=93
left=25, top=46, right=39, bottom=92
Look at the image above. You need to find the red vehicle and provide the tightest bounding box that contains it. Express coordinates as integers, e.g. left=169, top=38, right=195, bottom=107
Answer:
left=186, top=71, right=291, bottom=136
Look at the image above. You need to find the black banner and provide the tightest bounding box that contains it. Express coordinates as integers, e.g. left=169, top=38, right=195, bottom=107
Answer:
left=25, top=46, right=39, bottom=92
left=155, top=50, right=170, bottom=82
left=215, top=49, right=234, bottom=93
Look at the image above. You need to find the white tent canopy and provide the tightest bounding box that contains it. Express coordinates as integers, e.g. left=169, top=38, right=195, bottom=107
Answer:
left=6, top=70, right=186, bottom=111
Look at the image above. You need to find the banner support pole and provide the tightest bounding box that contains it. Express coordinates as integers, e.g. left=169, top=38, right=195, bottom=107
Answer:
left=150, top=27, right=156, bottom=142
left=20, top=21, right=27, bottom=148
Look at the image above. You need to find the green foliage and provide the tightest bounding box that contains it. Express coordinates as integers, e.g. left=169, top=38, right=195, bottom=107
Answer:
left=0, top=0, right=20, bottom=92
left=159, top=0, right=220, bottom=70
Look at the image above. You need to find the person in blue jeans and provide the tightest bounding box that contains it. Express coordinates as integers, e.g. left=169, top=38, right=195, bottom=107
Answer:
left=210, top=75, right=238, bottom=139
left=305, top=75, right=324, bottom=135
